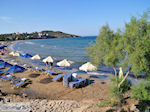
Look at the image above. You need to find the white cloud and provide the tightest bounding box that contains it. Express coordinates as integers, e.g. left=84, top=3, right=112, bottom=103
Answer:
left=0, top=16, right=12, bottom=23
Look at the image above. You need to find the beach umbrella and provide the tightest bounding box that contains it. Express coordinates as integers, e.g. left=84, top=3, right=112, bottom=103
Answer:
left=31, top=54, right=41, bottom=60
left=6, top=65, right=25, bottom=74
left=0, top=62, right=13, bottom=68
left=79, top=62, right=97, bottom=72
left=21, top=53, right=32, bottom=58
left=119, top=67, right=123, bottom=79
left=43, top=56, right=53, bottom=63
left=9, top=51, right=15, bottom=56
left=57, top=59, right=72, bottom=67
left=13, top=52, right=20, bottom=56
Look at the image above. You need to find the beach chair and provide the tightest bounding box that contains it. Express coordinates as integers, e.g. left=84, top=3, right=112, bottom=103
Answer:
left=59, top=67, right=72, bottom=71
left=44, top=70, right=56, bottom=75
left=0, top=74, right=9, bottom=78
left=30, top=67, right=45, bottom=72
left=22, top=64, right=32, bottom=68
left=11, top=78, right=28, bottom=89
left=10, top=77, right=24, bottom=84
left=0, top=74, right=15, bottom=81
left=63, top=73, right=72, bottom=87
left=69, top=78, right=86, bottom=88
left=52, top=74, right=63, bottom=81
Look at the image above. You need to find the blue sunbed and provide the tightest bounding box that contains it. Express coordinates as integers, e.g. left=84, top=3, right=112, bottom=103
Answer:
left=52, top=74, right=63, bottom=81
left=11, top=78, right=27, bottom=88
left=45, top=70, right=56, bottom=75
left=0, top=74, right=10, bottom=78
left=15, top=80, right=26, bottom=86
left=69, top=78, right=86, bottom=88
left=63, top=73, right=72, bottom=87
left=30, top=67, right=45, bottom=72
left=2, top=76, right=15, bottom=81
left=10, top=77, right=23, bottom=84
left=0, top=75, right=15, bottom=81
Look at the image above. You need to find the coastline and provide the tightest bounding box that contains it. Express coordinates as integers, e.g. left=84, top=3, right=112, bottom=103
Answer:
left=0, top=41, right=113, bottom=111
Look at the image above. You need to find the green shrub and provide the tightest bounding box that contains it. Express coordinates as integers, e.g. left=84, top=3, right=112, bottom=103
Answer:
left=131, top=81, right=150, bottom=101
left=131, top=81, right=150, bottom=111
left=103, top=76, right=131, bottom=106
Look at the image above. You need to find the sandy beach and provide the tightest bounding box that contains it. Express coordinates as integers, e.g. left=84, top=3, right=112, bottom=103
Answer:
left=0, top=42, right=138, bottom=112
left=0, top=42, right=114, bottom=112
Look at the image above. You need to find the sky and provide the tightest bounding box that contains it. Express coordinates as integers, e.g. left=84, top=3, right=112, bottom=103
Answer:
left=0, top=0, right=150, bottom=36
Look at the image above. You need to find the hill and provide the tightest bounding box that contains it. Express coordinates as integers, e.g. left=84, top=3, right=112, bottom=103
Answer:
left=0, top=30, right=79, bottom=41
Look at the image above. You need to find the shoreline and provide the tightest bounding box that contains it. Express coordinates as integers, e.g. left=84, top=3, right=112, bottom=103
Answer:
left=0, top=41, right=140, bottom=111
left=0, top=41, right=113, bottom=111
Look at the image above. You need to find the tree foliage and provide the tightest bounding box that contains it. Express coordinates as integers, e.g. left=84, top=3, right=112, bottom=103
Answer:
left=86, top=25, right=124, bottom=77
left=122, top=15, right=150, bottom=76
left=87, top=11, right=150, bottom=105
left=87, top=11, right=150, bottom=81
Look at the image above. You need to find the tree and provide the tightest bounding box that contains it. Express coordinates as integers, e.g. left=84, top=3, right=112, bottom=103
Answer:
left=118, top=12, right=150, bottom=87
left=87, top=11, right=150, bottom=89
left=86, top=25, right=123, bottom=77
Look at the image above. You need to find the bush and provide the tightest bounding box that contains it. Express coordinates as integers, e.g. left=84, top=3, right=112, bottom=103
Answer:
left=131, top=81, right=150, bottom=101
left=131, top=81, right=150, bottom=111
left=110, top=76, right=131, bottom=94
left=103, top=76, right=131, bottom=106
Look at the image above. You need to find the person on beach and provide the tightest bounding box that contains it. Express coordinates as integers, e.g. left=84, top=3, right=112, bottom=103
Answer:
left=50, top=62, right=53, bottom=69
left=46, top=62, right=49, bottom=68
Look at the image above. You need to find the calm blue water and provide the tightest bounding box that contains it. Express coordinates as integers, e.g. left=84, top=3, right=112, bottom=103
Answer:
left=12, top=36, right=96, bottom=63
left=10, top=36, right=144, bottom=84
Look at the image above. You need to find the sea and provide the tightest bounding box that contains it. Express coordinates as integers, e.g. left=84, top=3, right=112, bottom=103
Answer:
left=9, top=36, right=144, bottom=85
left=11, top=36, right=96, bottom=63
left=10, top=36, right=100, bottom=72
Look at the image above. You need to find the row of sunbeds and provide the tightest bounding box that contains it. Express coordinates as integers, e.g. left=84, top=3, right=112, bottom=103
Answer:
left=0, top=59, right=88, bottom=89
left=0, top=60, right=30, bottom=89
left=48, top=71, right=87, bottom=88
left=27, top=66, right=88, bottom=88
left=0, top=73, right=30, bottom=89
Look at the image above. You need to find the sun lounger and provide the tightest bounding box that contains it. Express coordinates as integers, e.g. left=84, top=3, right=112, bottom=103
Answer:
left=63, top=73, right=72, bottom=87
left=10, top=77, right=25, bottom=84
left=11, top=78, right=28, bottom=88
left=30, top=67, right=45, bottom=72
left=59, top=67, right=72, bottom=71
left=0, top=74, right=9, bottom=78
left=23, top=64, right=32, bottom=68
left=0, top=74, right=15, bottom=81
left=69, top=78, right=87, bottom=88
left=44, top=70, right=56, bottom=75
left=52, top=74, right=63, bottom=81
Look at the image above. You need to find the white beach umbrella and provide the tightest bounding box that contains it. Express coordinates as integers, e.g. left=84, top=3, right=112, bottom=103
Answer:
left=79, top=62, right=97, bottom=72
left=43, top=56, right=54, bottom=63
left=9, top=51, right=15, bottom=56
left=31, top=54, right=41, bottom=60
left=57, top=59, right=72, bottom=67
left=119, top=67, right=123, bottom=79
left=13, top=52, right=20, bottom=56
